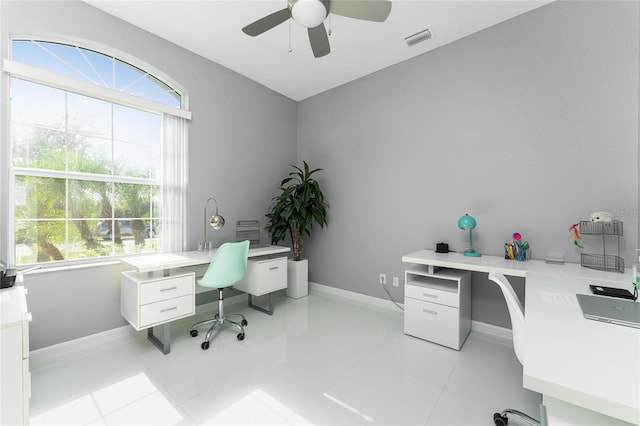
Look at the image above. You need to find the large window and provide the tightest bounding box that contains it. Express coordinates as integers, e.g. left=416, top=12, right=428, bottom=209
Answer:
left=7, top=39, right=189, bottom=265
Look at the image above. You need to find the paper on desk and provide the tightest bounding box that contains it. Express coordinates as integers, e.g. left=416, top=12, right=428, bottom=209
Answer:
left=540, top=292, right=579, bottom=307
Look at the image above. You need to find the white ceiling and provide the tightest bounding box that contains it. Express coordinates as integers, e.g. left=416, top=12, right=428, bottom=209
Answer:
left=84, top=0, right=553, bottom=101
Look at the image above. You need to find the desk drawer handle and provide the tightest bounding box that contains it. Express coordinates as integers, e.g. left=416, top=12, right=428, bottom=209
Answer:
left=423, top=293, right=438, bottom=299
left=160, top=286, right=178, bottom=292
left=268, top=266, right=279, bottom=271
left=422, top=308, right=438, bottom=315
left=160, top=306, right=178, bottom=313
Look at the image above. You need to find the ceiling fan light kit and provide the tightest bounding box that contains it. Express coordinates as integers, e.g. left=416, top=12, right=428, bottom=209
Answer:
left=291, top=0, right=328, bottom=28
left=242, top=0, right=393, bottom=58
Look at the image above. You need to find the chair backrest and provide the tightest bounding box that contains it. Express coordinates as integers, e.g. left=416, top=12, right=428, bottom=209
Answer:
left=488, top=270, right=525, bottom=365
left=197, top=240, right=250, bottom=289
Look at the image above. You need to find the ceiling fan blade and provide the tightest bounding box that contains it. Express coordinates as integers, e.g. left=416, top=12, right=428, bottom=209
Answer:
left=329, top=0, right=392, bottom=22
left=242, top=8, right=291, bottom=37
left=308, top=24, right=330, bottom=58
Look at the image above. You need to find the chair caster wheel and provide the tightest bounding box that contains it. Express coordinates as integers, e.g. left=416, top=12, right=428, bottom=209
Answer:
left=493, top=413, right=508, bottom=426
left=237, top=333, right=245, bottom=341
left=201, top=341, right=210, bottom=350
left=190, top=329, right=198, bottom=337
left=241, top=319, right=248, bottom=326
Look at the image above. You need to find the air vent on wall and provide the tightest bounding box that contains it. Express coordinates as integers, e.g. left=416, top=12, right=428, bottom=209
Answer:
left=404, top=27, right=432, bottom=46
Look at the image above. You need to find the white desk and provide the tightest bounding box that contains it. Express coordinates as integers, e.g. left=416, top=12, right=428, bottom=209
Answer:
left=402, top=250, right=639, bottom=425
left=402, top=249, right=629, bottom=279
left=121, top=245, right=290, bottom=353
left=524, top=272, right=639, bottom=425
left=122, top=245, right=290, bottom=273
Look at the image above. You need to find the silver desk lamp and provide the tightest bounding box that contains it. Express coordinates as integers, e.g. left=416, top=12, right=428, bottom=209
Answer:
left=198, top=197, right=225, bottom=251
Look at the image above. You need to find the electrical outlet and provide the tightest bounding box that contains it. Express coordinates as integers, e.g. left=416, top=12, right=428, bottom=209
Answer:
left=379, top=273, right=387, bottom=285
left=392, top=276, right=399, bottom=287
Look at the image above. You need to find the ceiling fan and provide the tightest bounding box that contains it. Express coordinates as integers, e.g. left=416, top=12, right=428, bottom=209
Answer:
left=242, top=0, right=392, bottom=58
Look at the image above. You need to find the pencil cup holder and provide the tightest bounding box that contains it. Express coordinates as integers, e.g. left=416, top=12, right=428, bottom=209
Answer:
left=515, top=250, right=529, bottom=261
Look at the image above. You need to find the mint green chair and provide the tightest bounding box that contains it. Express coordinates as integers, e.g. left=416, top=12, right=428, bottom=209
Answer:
left=189, top=240, right=250, bottom=350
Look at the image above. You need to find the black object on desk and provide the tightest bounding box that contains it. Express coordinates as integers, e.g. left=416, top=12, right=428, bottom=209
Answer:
left=436, top=242, right=449, bottom=253
left=589, top=284, right=635, bottom=300
left=1, top=260, right=17, bottom=289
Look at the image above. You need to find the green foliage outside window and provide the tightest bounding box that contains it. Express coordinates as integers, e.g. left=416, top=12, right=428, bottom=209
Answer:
left=12, top=79, right=161, bottom=265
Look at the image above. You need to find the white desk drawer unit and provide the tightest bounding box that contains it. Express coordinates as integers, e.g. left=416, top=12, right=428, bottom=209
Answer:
left=404, top=268, right=470, bottom=350
left=1, top=285, right=31, bottom=426
left=234, top=256, right=287, bottom=296
left=121, top=271, right=195, bottom=330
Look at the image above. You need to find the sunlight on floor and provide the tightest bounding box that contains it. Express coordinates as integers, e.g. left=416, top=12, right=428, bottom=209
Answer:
left=30, top=373, right=183, bottom=425
left=203, top=388, right=311, bottom=425
left=323, top=392, right=375, bottom=423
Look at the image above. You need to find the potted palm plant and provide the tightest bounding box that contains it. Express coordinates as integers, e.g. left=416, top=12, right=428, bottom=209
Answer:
left=266, top=161, right=328, bottom=298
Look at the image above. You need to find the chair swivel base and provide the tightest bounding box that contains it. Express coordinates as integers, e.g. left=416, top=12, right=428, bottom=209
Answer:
left=190, top=314, right=248, bottom=350
left=493, top=409, right=539, bottom=426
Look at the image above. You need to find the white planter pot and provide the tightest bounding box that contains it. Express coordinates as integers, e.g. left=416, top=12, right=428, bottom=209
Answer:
left=286, top=259, right=308, bottom=299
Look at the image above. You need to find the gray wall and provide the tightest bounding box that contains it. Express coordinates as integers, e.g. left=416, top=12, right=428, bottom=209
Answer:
left=297, top=0, right=639, bottom=327
left=0, top=0, right=297, bottom=349
left=2, top=0, right=638, bottom=348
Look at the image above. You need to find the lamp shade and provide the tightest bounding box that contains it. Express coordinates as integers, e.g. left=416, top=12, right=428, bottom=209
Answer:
left=458, top=214, right=476, bottom=230
left=210, top=213, right=225, bottom=230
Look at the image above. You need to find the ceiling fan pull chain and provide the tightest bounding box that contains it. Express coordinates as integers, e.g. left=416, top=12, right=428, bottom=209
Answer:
left=328, top=15, right=332, bottom=36
left=288, top=18, right=293, bottom=52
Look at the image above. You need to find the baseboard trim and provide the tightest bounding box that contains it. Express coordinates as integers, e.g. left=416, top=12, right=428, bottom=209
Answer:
left=310, top=281, right=405, bottom=311
left=30, top=324, right=138, bottom=366
left=31, top=293, right=248, bottom=365
left=32, top=284, right=512, bottom=364
left=471, top=320, right=513, bottom=341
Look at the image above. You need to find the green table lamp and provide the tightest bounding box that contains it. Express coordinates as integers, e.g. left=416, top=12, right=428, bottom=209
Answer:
left=458, top=213, right=481, bottom=257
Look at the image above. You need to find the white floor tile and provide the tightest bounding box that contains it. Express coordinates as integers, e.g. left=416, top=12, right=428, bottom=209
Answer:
left=30, top=291, right=536, bottom=425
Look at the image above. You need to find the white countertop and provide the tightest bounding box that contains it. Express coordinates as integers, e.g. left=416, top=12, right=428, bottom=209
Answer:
left=402, top=249, right=632, bottom=281
left=121, top=245, right=290, bottom=273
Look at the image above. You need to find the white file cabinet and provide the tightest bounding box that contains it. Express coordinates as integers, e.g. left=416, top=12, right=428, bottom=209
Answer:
left=1, top=285, right=31, bottom=425
left=404, top=267, right=470, bottom=350
left=234, top=257, right=287, bottom=296
left=121, top=271, right=195, bottom=330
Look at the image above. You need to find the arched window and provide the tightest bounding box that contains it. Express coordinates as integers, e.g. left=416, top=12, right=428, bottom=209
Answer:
left=5, top=38, right=190, bottom=265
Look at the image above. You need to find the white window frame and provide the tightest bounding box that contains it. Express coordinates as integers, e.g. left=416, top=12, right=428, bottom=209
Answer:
left=4, top=36, right=191, bottom=266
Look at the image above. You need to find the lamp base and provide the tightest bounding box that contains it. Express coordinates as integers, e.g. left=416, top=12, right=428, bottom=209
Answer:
left=464, top=249, right=481, bottom=257
left=198, top=241, right=213, bottom=252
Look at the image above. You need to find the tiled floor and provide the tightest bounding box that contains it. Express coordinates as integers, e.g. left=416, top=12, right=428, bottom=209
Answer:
left=29, top=290, right=540, bottom=425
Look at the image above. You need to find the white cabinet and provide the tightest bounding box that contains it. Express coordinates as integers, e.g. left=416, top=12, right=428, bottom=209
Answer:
left=404, top=268, right=470, bottom=350
left=1, top=286, right=31, bottom=425
left=234, top=257, right=287, bottom=296
left=121, top=271, right=195, bottom=330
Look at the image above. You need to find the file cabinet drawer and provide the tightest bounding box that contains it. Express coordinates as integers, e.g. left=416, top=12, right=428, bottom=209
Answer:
left=405, top=282, right=459, bottom=308
left=140, top=274, right=194, bottom=304
left=140, top=294, right=194, bottom=328
left=404, top=298, right=459, bottom=349
left=234, top=257, right=287, bottom=296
